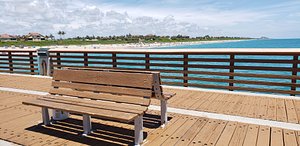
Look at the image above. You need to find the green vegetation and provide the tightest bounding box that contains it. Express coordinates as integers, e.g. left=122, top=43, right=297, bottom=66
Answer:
left=0, top=34, right=251, bottom=47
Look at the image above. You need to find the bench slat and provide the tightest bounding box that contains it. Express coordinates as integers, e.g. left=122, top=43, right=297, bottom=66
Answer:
left=39, top=95, right=148, bottom=114
left=23, top=99, right=138, bottom=122
left=53, top=69, right=153, bottom=89
left=52, top=81, right=152, bottom=97
left=49, top=88, right=151, bottom=106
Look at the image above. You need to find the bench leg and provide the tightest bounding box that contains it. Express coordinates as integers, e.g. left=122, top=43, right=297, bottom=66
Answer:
left=82, top=114, right=92, bottom=136
left=134, top=115, right=143, bottom=146
left=160, top=99, right=168, bottom=126
left=42, top=107, right=50, bottom=125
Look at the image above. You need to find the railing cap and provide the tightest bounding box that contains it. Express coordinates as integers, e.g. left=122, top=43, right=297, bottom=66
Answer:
left=48, top=48, right=300, bottom=55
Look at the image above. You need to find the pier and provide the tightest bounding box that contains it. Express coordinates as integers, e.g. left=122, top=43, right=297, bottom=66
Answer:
left=0, top=48, right=300, bottom=145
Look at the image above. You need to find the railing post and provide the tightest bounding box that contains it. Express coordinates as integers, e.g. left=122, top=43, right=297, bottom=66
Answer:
left=56, top=53, right=61, bottom=69
left=29, top=52, right=35, bottom=75
left=84, top=52, right=88, bottom=67
left=291, top=55, right=298, bottom=96
left=37, top=48, right=50, bottom=76
left=229, top=54, right=235, bottom=91
left=8, top=52, right=13, bottom=73
left=145, top=53, right=150, bottom=70
left=112, top=53, right=117, bottom=68
left=183, top=53, right=188, bottom=87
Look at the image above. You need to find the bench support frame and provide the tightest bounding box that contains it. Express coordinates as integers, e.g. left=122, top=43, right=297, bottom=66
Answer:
left=160, top=99, right=168, bottom=126
left=42, top=107, right=50, bottom=125
left=134, top=115, right=143, bottom=146
left=83, top=114, right=92, bottom=136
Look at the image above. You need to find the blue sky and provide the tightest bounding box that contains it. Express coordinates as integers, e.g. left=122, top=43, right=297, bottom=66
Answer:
left=0, top=0, right=299, bottom=38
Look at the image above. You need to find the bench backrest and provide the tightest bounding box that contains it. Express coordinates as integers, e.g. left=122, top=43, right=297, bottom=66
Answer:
left=50, top=68, right=163, bottom=106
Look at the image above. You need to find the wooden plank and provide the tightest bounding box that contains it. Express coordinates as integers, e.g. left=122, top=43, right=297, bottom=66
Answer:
left=196, top=93, right=219, bottom=112
left=0, top=113, right=41, bottom=140
left=52, top=81, right=152, bottom=97
left=53, top=69, right=154, bottom=89
left=145, top=117, right=188, bottom=146
left=228, top=123, right=248, bottom=146
left=256, top=97, right=268, bottom=119
left=216, top=95, right=235, bottom=115
left=161, top=117, right=198, bottom=145
left=283, top=129, right=298, bottom=146
left=38, top=96, right=147, bottom=114
left=267, top=97, right=277, bottom=121
left=22, top=99, right=139, bottom=122
left=189, top=119, right=221, bottom=145
left=294, top=100, right=300, bottom=124
left=49, top=88, right=150, bottom=106
left=297, top=131, right=300, bottom=145
left=205, top=120, right=227, bottom=145
left=285, top=99, right=298, bottom=123
left=270, top=128, right=284, bottom=146
left=175, top=118, right=208, bottom=145
left=144, top=115, right=182, bottom=144
left=243, top=124, right=259, bottom=146
left=256, top=126, right=271, bottom=146
left=215, top=121, right=237, bottom=146
left=276, top=98, right=287, bottom=122
left=229, top=95, right=245, bottom=116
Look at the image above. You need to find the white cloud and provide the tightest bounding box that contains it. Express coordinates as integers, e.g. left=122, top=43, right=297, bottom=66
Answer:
left=0, top=0, right=299, bottom=38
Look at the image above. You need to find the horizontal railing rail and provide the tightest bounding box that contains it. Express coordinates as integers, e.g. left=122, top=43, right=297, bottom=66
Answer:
left=0, top=49, right=38, bottom=75
left=47, top=48, right=300, bottom=96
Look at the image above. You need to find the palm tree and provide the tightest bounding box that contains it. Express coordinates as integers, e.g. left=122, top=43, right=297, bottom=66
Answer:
left=61, top=31, right=66, bottom=39
left=58, top=31, right=62, bottom=40
left=49, top=34, right=54, bottom=40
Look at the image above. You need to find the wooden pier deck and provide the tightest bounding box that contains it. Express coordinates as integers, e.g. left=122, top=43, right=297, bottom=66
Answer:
left=1, top=74, right=300, bottom=124
left=0, top=73, right=300, bottom=145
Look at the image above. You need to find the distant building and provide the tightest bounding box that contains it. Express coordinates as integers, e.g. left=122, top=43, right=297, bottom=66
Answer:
left=26, top=32, right=45, bottom=41
left=0, top=34, right=17, bottom=42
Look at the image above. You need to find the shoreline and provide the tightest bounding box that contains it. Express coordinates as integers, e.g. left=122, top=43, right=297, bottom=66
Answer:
left=0, top=39, right=246, bottom=50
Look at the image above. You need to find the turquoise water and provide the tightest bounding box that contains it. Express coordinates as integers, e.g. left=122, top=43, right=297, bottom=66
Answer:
left=161, top=39, right=300, bottom=49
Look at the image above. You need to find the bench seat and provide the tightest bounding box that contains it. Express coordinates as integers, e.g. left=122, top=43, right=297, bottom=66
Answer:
left=23, top=95, right=148, bottom=122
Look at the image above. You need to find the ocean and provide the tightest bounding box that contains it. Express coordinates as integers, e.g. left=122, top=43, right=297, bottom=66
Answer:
left=161, top=38, right=300, bottom=49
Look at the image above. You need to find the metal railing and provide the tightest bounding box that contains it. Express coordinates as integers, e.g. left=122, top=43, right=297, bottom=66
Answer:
left=0, top=49, right=38, bottom=75
left=1, top=48, right=300, bottom=96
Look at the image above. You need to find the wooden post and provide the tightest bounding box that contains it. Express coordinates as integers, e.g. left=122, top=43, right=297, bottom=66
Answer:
left=82, top=114, right=92, bottom=136
left=183, top=54, right=188, bottom=87
left=134, top=115, right=143, bottom=146
left=29, top=52, right=35, bottom=75
left=291, top=55, right=298, bottom=96
left=8, top=52, right=13, bottom=73
left=229, top=54, right=235, bottom=91
left=42, top=107, right=50, bottom=125
left=83, top=52, right=88, bottom=67
left=112, top=53, right=117, bottom=68
left=57, top=53, right=61, bottom=69
left=145, top=53, right=150, bottom=70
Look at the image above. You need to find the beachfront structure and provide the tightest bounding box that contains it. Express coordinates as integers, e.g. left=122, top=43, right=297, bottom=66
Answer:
left=0, top=48, right=300, bottom=145
left=0, top=34, right=17, bottom=42
left=26, top=32, right=45, bottom=41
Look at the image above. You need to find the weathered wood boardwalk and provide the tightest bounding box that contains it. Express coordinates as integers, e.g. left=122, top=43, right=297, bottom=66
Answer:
left=1, top=74, right=300, bottom=124
left=0, top=74, right=300, bottom=145
left=0, top=91, right=299, bottom=146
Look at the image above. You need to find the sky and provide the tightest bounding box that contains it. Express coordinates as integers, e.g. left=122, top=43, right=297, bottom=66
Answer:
left=0, top=0, right=300, bottom=38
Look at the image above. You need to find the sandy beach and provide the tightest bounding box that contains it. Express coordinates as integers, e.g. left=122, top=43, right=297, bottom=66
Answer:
left=0, top=40, right=244, bottom=50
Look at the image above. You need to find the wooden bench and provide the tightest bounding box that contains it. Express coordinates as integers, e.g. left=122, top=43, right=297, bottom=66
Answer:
left=23, top=67, right=175, bottom=145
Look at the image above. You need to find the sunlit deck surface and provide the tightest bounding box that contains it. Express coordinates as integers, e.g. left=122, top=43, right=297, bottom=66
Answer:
left=0, top=73, right=300, bottom=145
